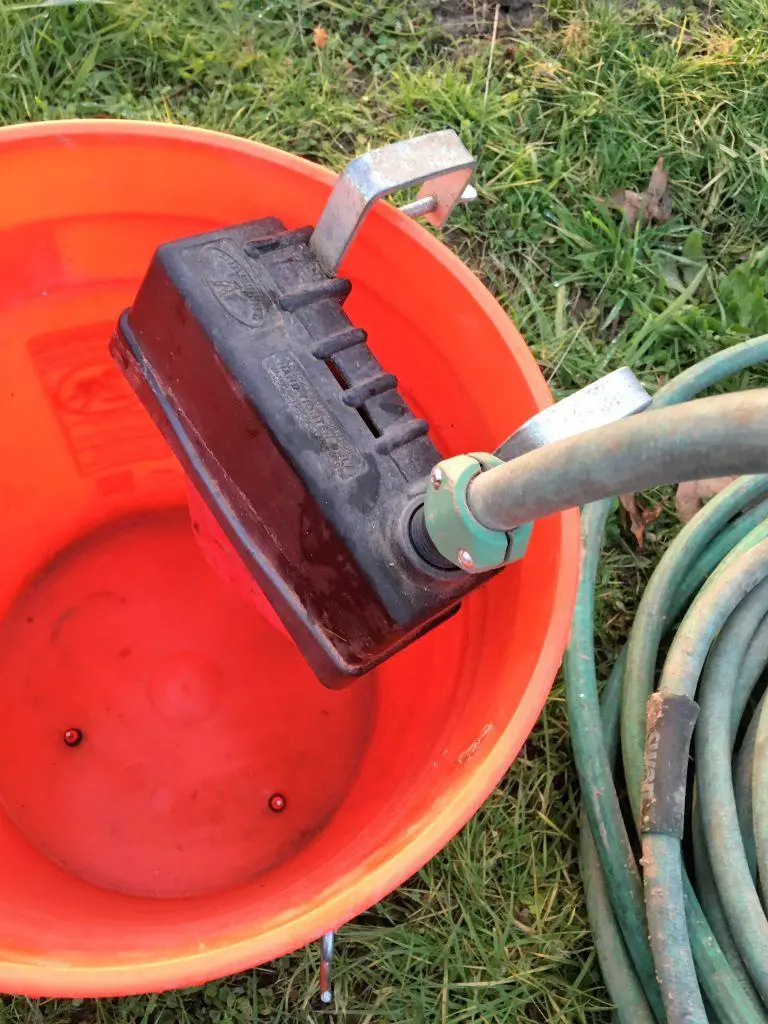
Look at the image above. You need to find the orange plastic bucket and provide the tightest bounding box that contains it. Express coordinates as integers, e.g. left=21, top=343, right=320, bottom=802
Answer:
left=0, top=120, right=579, bottom=996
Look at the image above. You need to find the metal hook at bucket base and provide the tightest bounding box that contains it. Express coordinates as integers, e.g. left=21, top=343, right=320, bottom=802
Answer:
left=319, top=930, right=335, bottom=1005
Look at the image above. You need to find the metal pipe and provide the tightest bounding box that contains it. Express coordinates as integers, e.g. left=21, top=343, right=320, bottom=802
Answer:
left=468, top=390, right=768, bottom=532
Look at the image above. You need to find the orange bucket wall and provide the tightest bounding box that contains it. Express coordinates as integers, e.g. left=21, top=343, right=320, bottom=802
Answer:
left=0, top=121, right=579, bottom=997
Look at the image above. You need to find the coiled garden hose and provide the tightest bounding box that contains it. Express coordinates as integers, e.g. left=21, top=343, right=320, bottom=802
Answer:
left=563, top=333, right=768, bottom=1024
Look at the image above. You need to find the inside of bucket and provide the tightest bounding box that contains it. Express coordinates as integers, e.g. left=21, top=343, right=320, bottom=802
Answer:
left=0, top=507, right=377, bottom=898
left=0, top=129, right=566, bottom=982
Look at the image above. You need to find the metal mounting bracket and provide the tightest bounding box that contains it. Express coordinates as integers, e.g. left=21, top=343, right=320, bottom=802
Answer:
left=496, top=367, right=651, bottom=461
left=309, top=130, right=476, bottom=276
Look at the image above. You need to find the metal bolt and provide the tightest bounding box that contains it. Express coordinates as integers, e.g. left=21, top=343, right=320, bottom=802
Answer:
left=400, top=194, right=438, bottom=219
left=63, top=728, right=83, bottom=747
left=399, top=184, right=477, bottom=220
left=457, top=549, right=474, bottom=571
left=320, top=931, right=335, bottom=1004
left=269, top=793, right=286, bottom=813
left=431, top=467, right=443, bottom=490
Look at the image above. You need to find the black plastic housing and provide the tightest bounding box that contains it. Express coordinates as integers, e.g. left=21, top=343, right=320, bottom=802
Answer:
left=111, top=217, right=479, bottom=685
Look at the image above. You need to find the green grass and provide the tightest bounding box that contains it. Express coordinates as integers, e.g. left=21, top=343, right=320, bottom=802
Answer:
left=2, top=0, right=768, bottom=1019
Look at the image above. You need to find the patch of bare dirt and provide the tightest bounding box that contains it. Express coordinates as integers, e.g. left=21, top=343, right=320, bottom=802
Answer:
left=430, top=0, right=541, bottom=35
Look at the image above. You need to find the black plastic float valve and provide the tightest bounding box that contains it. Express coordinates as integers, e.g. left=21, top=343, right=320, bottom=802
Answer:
left=112, top=132, right=650, bottom=686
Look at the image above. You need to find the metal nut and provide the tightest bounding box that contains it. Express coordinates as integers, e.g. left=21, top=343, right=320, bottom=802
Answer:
left=431, top=467, right=443, bottom=490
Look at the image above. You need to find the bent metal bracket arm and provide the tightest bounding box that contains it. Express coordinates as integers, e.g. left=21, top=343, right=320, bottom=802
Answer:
left=309, top=129, right=477, bottom=275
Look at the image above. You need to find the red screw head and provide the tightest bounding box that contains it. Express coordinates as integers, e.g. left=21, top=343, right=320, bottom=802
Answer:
left=268, top=793, right=286, bottom=813
left=63, top=728, right=83, bottom=747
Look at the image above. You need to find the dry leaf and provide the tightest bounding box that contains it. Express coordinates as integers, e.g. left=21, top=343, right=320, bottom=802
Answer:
left=313, top=25, right=328, bottom=49
left=608, top=156, right=672, bottom=227
left=563, top=20, right=586, bottom=51
left=646, top=156, right=668, bottom=202
left=708, top=35, right=736, bottom=55
left=619, top=493, right=662, bottom=549
left=675, top=477, right=738, bottom=523
left=645, top=156, right=672, bottom=223
left=609, top=189, right=644, bottom=228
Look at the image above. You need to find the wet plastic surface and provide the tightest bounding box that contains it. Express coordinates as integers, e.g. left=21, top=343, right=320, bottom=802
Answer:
left=0, top=509, right=374, bottom=898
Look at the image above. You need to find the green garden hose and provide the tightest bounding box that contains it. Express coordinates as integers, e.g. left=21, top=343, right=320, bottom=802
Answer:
left=564, top=334, right=768, bottom=1023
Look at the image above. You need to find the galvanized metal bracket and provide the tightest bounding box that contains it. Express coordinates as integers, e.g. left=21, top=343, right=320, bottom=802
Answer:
left=495, top=366, right=651, bottom=461
left=424, top=453, right=532, bottom=574
left=309, top=130, right=476, bottom=276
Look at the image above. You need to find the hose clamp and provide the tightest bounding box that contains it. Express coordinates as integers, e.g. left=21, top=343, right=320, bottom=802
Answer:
left=423, top=453, right=532, bottom=573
